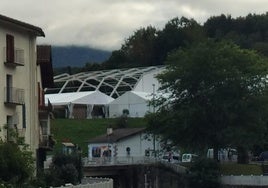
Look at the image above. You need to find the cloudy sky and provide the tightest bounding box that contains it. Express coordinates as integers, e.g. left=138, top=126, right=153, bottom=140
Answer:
left=1, top=0, right=267, bottom=51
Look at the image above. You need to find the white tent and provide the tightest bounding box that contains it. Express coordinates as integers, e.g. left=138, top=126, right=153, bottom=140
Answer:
left=45, top=91, right=114, bottom=119
left=109, top=91, right=154, bottom=118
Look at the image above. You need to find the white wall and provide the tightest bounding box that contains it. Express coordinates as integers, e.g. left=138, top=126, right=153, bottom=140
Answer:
left=88, top=133, right=161, bottom=158
left=109, top=92, right=153, bottom=118
left=134, top=68, right=164, bottom=93
left=221, top=175, right=268, bottom=186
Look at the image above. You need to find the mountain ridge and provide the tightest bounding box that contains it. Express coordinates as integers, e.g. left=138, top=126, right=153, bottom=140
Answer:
left=51, top=46, right=111, bottom=68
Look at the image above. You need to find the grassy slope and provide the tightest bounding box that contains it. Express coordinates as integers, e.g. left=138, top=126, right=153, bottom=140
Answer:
left=50, top=118, right=147, bottom=156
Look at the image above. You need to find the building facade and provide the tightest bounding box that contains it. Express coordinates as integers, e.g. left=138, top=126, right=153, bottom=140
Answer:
left=0, top=14, right=53, bottom=170
left=87, top=128, right=161, bottom=159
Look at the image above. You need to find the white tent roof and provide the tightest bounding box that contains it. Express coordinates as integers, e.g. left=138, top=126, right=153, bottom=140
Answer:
left=131, top=91, right=153, bottom=101
left=109, top=91, right=152, bottom=105
left=45, top=90, right=114, bottom=105
left=46, top=66, right=165, bottom=98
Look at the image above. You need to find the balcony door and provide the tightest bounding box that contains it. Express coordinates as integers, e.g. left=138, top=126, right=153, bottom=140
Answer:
left=6, top=34, right=14, bottom=63
left=6, top=115, right=14, bottom=141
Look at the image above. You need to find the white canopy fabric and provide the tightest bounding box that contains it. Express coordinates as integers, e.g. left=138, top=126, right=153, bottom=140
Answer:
left=45, top=90, right=114, bottom=105
left=109, top=91, right=153, bottom=118
left=45, top=91, right=114, bottom=119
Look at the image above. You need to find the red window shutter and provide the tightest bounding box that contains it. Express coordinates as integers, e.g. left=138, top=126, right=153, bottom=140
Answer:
left=6, top=34, right=14, bottom=63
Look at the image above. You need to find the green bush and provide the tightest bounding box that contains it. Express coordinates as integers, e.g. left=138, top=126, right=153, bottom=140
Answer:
left=187, top=158, right=220, bottom=188
left=44, top=153, right=83, bottom=187
left=0, top=142, right=34, bottom=187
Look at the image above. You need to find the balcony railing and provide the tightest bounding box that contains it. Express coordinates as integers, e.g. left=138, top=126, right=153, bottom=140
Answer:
left=83, top=156, right=187, bottom=174
left=39, top=134, right=55, bottom=150
left=3, top=47, right=25, bottom=66
left=4, top=87, right=25, bottom=105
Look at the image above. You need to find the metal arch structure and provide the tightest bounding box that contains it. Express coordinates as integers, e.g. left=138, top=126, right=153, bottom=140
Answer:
left=45, top=66, right=164, bottom=98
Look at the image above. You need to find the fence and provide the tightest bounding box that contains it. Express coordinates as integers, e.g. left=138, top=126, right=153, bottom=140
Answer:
left=54, top=178, right=113, bottom=188
left=221, top=175, right=268, bottom=186
left=83, top=156, right=187, bottom=175
left=83, top=156, right=157, bottom=166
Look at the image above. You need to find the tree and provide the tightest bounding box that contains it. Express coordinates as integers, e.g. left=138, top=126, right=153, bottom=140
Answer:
left=103, top=17, right=205, bottom=69
left=146, top=39, right=268, bottom=162
left=44, top=153, right=83, bottom=187
left=121, top=26, right=158, bottom=67
left=187, top=158, right=220, bottom=188
left=0, top=141, right=34, bottom=186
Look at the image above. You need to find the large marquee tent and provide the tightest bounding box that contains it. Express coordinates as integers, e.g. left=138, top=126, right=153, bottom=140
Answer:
left=46, top=66, right=164, bottom=98
left=44, top=66, right=166, bottom=119
left=45, top=90, right=114, bottom=119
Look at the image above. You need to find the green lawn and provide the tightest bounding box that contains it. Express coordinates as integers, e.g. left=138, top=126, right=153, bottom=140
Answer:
left=50, top=118, right=147, bottom=156
left=220, top=163, right=263, bottom=175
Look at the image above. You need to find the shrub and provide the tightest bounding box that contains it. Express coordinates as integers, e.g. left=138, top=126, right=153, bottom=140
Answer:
left=187, top=158, right=220, bottom=188
left=44, top=153, right=83, bottom=187
left=0, top=141, right=34, bottom=187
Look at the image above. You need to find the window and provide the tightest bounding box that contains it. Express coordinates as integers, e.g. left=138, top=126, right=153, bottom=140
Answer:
left=126, top=147, right=131, bottom=156
left=6, top=115, right=17, bottom=142
left=6, top=34, right=14, bottom=63
left=22, top=104, right=26, bottom=128
left=92, top=147, right=101, bottom=157
left=6, top=74, right=13, bottom=102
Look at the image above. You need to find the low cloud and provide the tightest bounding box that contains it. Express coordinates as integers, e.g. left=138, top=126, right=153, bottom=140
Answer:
left=1, top=0, right=267, bottom=50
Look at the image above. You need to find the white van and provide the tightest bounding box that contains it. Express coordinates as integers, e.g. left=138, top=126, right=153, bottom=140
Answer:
left=207, top=148, right=237, bottom=161
left=181, top=153, right=198, bottom=162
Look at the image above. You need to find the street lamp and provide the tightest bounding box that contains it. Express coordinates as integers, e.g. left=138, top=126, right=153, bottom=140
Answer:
left=152, top=84, right=156, bottom=158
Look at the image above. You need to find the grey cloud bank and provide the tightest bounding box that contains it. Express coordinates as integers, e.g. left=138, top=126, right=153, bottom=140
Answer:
left=1, top=0, right=267, bottom=51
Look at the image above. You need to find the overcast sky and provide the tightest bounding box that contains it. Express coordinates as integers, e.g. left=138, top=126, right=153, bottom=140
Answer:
left=1, top=0, right=267, bottom=51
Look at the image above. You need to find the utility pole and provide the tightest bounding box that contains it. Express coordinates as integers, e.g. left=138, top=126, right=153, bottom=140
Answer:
left=152, top=84, right=156, bottom=158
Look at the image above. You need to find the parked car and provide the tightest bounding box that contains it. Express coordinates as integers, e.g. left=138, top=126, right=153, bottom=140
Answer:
left=161, top=152, right=180, bottom=163
left=181, top=153, right=198, bottom=163
left=258, top=151, right=268, bottom=161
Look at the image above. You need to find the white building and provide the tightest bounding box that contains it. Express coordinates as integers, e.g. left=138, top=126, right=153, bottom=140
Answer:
left=0, top=15, right=53, bottom=170
left=87, top=128, right=161, bottom=159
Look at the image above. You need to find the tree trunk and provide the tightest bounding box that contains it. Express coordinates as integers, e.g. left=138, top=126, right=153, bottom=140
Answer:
left=213, top=147, right=219, bottom=162
left=237, top=146, right=249, bottom=164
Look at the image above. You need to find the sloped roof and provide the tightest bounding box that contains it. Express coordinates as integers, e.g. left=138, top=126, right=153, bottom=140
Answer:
left=37, top=45, right=54, bottom=88
left=109, top=91, right=152, bottom=105
left=45, top=90, right=114, bottom=105
left=87, top=128, right=146, bottom=143
left=131, top=91, right=153, bottom=100
left=0, top=14, right=45, bottom=36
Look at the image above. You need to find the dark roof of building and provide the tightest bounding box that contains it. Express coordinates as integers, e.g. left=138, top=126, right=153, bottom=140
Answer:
left=37, top=45, right=54, bottom=87
left=0, top=14, right=45, bottom=36
left=87, top=128, right=146, bottom=143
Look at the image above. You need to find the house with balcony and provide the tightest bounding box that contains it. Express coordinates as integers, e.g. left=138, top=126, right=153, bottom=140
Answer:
left=0, top=14, right=54, bottom=171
